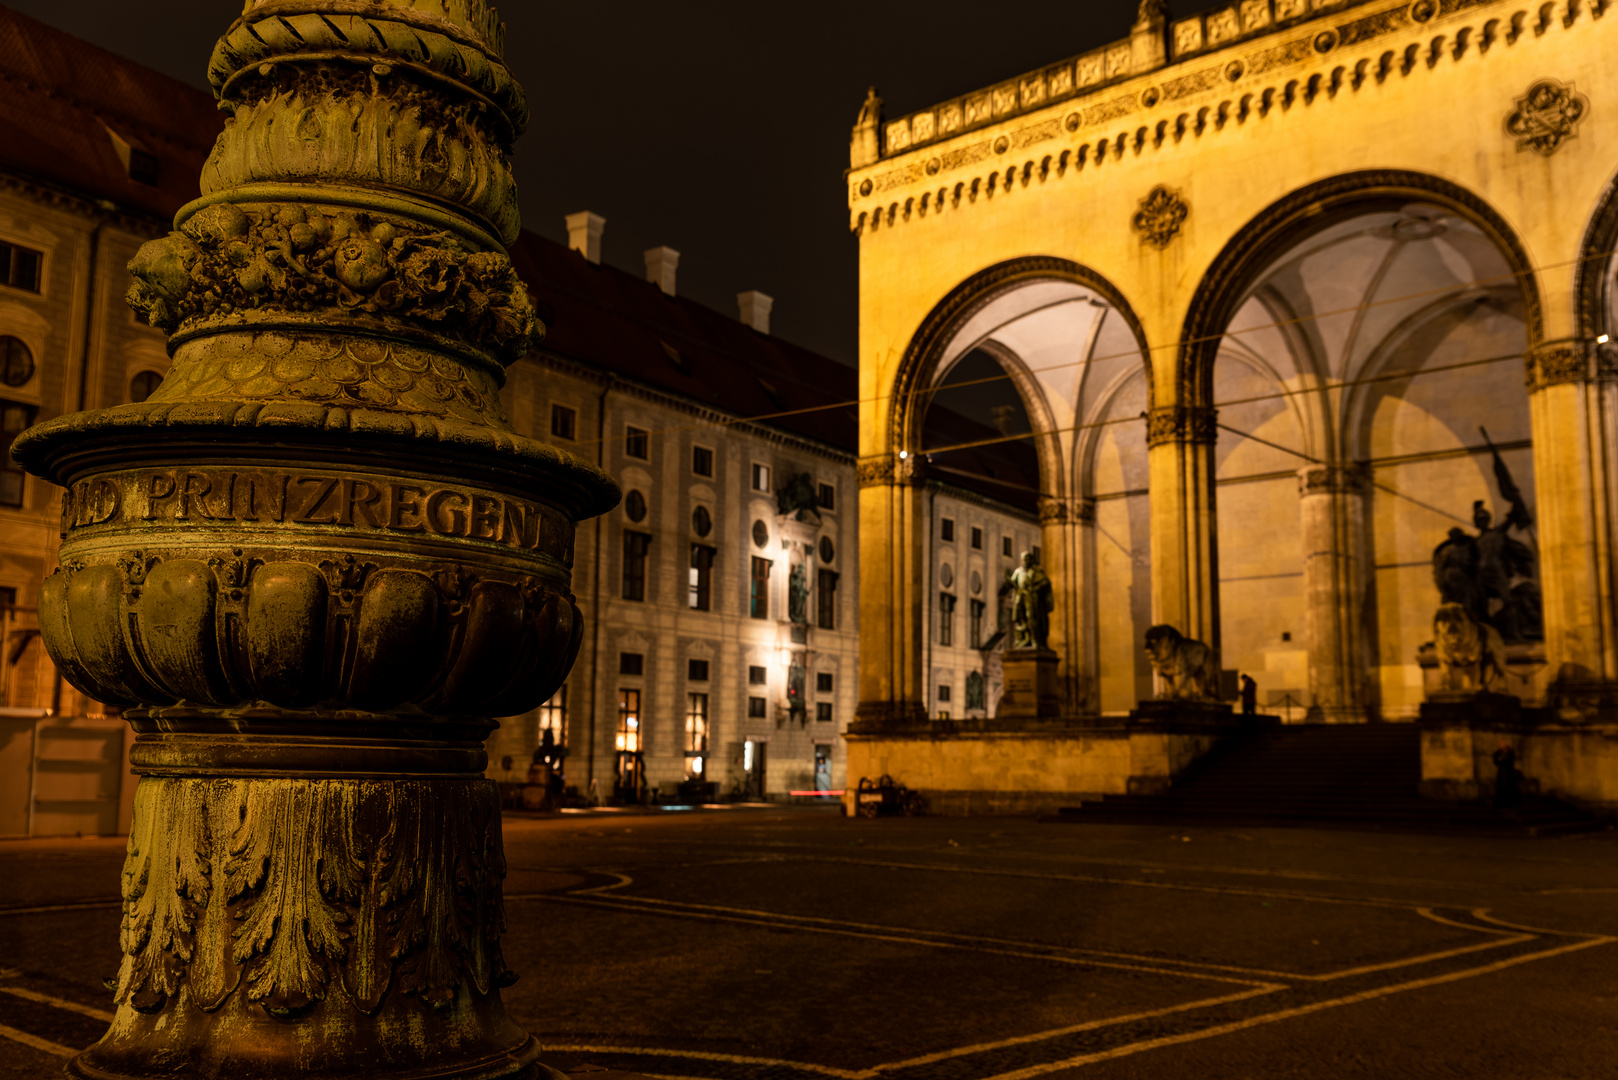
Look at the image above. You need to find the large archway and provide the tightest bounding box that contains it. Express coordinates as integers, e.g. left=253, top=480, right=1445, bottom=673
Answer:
left=868, top=258, right=1150, bottom=723
left=1181, top=178, right=1542, bottom=720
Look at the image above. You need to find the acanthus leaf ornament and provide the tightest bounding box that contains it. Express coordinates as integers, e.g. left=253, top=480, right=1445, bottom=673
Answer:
left=1133, top=185, right=1189, bottom=249
left=1505, top=78, right=1588, bottom=157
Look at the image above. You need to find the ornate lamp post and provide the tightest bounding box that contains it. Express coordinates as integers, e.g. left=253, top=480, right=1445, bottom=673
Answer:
left=14, top=3, right=616, bottom=1078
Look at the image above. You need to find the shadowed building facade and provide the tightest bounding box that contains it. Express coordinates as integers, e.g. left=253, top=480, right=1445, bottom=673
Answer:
left=847, top=0, right=1618, bottom=814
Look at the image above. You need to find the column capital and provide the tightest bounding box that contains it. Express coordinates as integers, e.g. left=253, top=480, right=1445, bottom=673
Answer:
left=856, top=453, right=924, bottom=488
left=1146, top=405, right=1217, bottom=447
left=1525, top=338, right=1616, bottom=391
left=1298, top=464, right=1370, bottom=495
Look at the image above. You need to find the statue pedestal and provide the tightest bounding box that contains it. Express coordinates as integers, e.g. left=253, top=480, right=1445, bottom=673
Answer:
left=1129, top=699, right=1238, bottom=725
left=996, top=648, right=1061, bottom=720
left=1419, top=690, right=1525, bottom=726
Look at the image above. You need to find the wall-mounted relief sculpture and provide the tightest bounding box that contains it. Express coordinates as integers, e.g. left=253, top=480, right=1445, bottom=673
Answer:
left=1132, top=185, right=1190, bottom=248
left=1505, top=78, right=1588, bottom=156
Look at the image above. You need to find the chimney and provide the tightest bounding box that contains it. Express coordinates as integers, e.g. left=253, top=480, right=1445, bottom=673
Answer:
left=738, top=291, right=774, bottom=335
left=564, top=211, right=605, bottom=264
left=644, top=246, right=680, bottom=296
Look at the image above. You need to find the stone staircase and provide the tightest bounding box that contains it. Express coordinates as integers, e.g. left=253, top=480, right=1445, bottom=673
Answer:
left=1056, top=723, right=1605, bottom=836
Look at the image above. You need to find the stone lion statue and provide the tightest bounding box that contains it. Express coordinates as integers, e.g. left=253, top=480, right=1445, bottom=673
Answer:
left=1434, top=602, right=1507, bottom=693
left=1143, top=624, right=1220, bottom=703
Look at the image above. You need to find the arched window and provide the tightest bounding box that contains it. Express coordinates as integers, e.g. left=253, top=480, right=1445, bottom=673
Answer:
left=129, top=370, right=164, bottom=403
left=0, top=336, right=34, bottom=387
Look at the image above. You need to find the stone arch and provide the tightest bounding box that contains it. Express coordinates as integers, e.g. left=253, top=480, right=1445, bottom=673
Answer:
left=970, top=337, right=1067, bottom=504
left=1178, top=171, right=1545, bottom=411
left=1575, top=167, right=1618, bottom=341
left=888, top=256, right=1151, bottom=475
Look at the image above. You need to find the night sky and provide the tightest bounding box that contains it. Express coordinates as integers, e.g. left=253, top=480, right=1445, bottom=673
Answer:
left=6, top=0, right=1147, bottom=364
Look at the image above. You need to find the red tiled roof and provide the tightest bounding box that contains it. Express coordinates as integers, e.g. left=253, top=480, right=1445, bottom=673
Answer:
left=511, top=233, right=859, bottom=455
left=0, top=6, right=222, bottom=221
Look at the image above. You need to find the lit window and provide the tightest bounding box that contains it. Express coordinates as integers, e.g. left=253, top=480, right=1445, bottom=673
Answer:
left=616, top=689, right=641, bottom=752
left=685, top=693, right=709, bottom=777
left=538, top=686, right=567, bottom=745
left=689, top=544, right=715, bottom=611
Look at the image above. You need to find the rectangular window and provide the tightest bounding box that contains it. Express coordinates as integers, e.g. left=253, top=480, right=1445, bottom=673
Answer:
left=751, top=462, right=771, bottom=492
left=939, top=593, right=956, bottom=647
left=689, top=544, right=715, bottom=611
left=815, top=672, right=834, bottom=693
left=748, top=665, right=768, bottom=686
left=622, top=531, right=651, bottom=601
left=550, top=403, right=576, bottom=440
left=815, top=569, right=838, bottom=630
left=816, top=702, right=833, bottom=723
left=616, top=689, right=641, bottom=752
left=749, top=556, right=771, bottom=619
left=817, top=482, right=835, bottom=511
left=0, top=400, right=37, bottom=507
left=692, top=445, right=714, bottom=477
left=748, top=695, right=768, bottom=718
left=0, top=242, right=42, bottom=293
left=938, top=684, right=952, bottom=703
left=1002, top=536, right=1013, bottom=557
left=685, top=693, right=709, bottom=776
left=971, top=526, right=983, bottom=549
left=970, top=599, right=987, bottom=649
left=625, top=425, right=649, bottom=459
left=941, top=518, right=955, bottom=542
left=618, top=652, right=643, bottom=676
left=688, top=658, right=709, bottom=681
left=537, top=685, right=567, bottom=745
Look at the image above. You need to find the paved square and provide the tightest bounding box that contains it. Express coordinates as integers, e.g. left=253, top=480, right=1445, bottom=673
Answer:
left=3, top=809, right=1616, bottom=1079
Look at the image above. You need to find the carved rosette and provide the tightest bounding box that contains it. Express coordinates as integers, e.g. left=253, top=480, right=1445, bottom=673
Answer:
left=1132, top=185, right=1189, bottom=249
left=1145, top=404, right=1218, bottom=447
left=1525, top=339, right=1594, bottom=391
left=1505, top=78, right=1588, bottom=158
left=12, top=2, right=613, bottom=1079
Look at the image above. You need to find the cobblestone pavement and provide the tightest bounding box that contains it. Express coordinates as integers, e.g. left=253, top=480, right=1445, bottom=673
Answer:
left=3, top=807, right=1617, bottom=1079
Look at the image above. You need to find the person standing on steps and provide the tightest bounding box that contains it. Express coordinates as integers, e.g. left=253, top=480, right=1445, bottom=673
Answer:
left=1239, top=673, right=1258, bottom=717
left=1492, top=739, right=1521, bottom=809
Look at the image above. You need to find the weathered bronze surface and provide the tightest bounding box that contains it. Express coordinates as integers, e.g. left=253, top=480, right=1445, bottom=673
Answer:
left=13, top=2, right=617, bottom=1077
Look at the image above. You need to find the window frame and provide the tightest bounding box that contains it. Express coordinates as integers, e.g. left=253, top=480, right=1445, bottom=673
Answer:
left=815, top=701, right=833, bottom=723
left=689, top=543, right=716, bottom=611
left=621, top=530, right=651, bottom=601
left=749, top=556, right=771, bottom=619
left=0, top=241, right=43, bottom=294
left=817, top=482, right=836, bottom=511
left=616, top=688, right=642, bottom=753
left=537, top=685, right=567, bottom=745
left=750, top=462, right=771, bottom=493
left=970, top=526, right=983, bottom=550
left=748, top=665, right=768, bottom=686
left=941, top=517, right=955, bottom=543
left=688, top=658, right=710, bottom=681
left=970, top=598, right=987, bottom=649
left=692, top=444, right=715, bottom=477
left=550, top=403, right=577, bottom=440
left=618, top=652, right=644, bottom=676
left=815, top=672, right=834, bottom=693
left=747, top=695, right=768, bottom=718
left=939, top=592, right=957, bottom=647
left=625, top=424, right=650, bottom=460
left=815, top=568, right=838, bottom=630
left=0, top=398, right=38, bottom=508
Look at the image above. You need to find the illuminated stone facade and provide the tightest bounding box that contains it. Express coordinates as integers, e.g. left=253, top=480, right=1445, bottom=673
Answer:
left=848, top=0, right=1618, bottom=813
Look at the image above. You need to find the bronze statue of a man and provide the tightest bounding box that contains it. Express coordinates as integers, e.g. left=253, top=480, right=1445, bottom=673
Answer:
left=1006, top=551, right=1053, bottom=650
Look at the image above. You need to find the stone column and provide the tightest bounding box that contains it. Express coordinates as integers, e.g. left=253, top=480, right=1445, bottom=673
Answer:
left=1146, top=405, right=1221, bottom=655
left=1038, top=495, right=1098, bottom=715
left=853, top=453, right=929, bottom=730
left=16, top=5, right=616, bottom=1080
left=1299, top=464, right=1371, bottom=722
left=1526, top=340, right=1618, bottom=708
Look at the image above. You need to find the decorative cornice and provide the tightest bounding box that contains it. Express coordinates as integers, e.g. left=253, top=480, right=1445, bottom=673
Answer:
left=850, top=0, right=1588, bottom=238
left=0, top=168, right=170, bottom=238
left=1298, top=463, right=1369, bottom=494
left=1146, top=405, right=1218, bottom=446
left=1526, top=338, right=1595, bottom=390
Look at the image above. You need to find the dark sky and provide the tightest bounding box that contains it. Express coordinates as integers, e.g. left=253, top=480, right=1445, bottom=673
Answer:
left=8, top=0, right=1145, bottom=364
